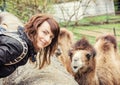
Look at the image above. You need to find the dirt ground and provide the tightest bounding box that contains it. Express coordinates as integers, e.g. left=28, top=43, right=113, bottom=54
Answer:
left=79, top=29, right=120, bottom=42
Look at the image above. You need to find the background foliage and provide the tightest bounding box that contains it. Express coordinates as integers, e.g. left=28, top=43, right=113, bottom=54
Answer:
left=0, top=0, right=120, bottom=50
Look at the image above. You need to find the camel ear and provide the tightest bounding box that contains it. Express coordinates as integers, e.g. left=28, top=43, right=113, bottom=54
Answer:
left=92, top=49, right=96, bottom=57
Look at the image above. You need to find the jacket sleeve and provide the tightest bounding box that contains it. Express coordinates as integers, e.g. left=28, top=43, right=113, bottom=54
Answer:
left=0, top=45, right=10, bottom=65
left=0, top=35, right=23, bottom=66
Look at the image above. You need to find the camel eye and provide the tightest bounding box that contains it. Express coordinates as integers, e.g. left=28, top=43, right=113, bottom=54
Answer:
left=86, top=53, right=91, bottom=60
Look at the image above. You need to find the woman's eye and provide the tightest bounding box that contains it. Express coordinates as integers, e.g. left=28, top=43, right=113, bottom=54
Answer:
left=43, top=31, right=47, bottom=35
left=50, top=35, right=54, bottom=39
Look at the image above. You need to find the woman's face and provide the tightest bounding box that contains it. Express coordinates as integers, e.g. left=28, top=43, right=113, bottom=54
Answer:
left=36, top=21, right=54, bottom=50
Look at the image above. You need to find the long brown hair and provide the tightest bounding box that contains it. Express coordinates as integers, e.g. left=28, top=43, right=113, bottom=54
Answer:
left=24, top=14, right=60, bottom=69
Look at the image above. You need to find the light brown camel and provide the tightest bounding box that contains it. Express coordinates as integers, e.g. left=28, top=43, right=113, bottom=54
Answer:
left=69, top=36, right=120, bottom=85
left=94, top=34, right=120, bottom=85
left=54, top=28, right=74, bottom=75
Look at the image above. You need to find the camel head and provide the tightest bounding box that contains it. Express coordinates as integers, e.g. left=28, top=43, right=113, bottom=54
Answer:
left=69, top=38, right=96, bottom=74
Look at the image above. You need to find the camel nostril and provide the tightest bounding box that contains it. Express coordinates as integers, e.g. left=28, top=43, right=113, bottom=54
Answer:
left=74, top=59, right=78, bottom=62
left=73, top=66, right=78, bottom=69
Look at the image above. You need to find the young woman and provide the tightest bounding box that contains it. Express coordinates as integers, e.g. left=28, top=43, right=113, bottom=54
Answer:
left=0, top=14, right=60, bottom=78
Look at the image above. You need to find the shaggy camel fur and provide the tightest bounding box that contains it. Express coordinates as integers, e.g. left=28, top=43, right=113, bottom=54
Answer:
left=55, top=28, right=74, bottom=75
left=95, top=34, right=120, bottom=85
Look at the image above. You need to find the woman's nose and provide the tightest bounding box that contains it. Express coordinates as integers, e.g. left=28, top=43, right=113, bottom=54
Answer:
left=45, top=36, right=50, bottom=42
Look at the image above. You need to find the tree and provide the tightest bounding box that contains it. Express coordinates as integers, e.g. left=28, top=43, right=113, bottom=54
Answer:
left=118, top=0, right=120, bottom=11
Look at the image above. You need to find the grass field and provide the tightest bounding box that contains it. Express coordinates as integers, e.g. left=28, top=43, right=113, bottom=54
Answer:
left=60, top=14, right=120, bottom=50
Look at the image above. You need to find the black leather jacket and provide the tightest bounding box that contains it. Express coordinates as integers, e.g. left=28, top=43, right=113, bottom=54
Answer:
left=0, top=26, right=36, bottom=78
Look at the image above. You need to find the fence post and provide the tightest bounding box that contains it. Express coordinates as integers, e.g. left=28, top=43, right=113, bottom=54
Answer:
left=113, top=28, right=116, bottom=36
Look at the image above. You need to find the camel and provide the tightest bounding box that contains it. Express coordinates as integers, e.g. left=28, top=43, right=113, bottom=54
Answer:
left=94, top=34, right=120, bottom=85
left=69, top=36, right=120, bottom=85
left=55, top=28, right=74, bottom=75
left=69, top=38, right=98, bottom=85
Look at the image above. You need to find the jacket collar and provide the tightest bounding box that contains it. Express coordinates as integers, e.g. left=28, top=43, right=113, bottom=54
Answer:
left=17, top=26, right=37, bottom=62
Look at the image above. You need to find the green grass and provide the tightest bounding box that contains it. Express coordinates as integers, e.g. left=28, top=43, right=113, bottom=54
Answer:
left=79, top=15, right=120, bottom=24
